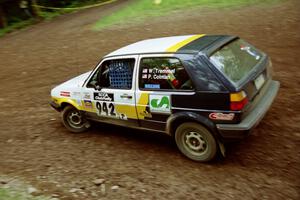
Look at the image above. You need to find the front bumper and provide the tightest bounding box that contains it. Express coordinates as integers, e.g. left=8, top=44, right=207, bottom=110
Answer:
left=49, top=100, right=61, bottom=112
left=217, top=80, right=280, bottom=140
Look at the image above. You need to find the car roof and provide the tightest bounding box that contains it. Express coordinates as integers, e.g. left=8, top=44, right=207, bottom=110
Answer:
left=104, top=34, right=234, bottom=58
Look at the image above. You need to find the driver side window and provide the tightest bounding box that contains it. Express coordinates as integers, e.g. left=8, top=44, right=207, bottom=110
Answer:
left=87, top=58, right=135, bottom=89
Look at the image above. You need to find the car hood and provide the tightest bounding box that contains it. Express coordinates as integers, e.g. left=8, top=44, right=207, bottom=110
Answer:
left=51, top=71, right=92, bottom=97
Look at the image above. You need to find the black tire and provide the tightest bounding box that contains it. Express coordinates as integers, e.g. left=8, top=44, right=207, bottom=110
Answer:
left=175, top=122, right=217, bottom=162
left=61, top=105, right=90, bottom=133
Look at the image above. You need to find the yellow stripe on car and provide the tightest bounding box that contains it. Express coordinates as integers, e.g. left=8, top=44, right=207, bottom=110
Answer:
left=52, top=97, right=83, bottom=110
left=115, top=104, right=138, bottom=119
left=136, top=93, right=150, bottom=119
left=166, top=34, right=206, bottom=52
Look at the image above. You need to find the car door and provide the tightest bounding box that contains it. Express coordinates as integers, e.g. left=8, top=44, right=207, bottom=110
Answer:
left=82, top=55, right=139, bottom=127
left=135, top=54, right=196, bottom=131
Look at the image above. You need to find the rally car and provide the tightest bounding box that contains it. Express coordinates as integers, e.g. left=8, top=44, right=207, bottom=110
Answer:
left=50, top=34, right=280, bottom=162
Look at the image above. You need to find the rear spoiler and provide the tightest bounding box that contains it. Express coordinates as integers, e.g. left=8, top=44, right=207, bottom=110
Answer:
left=205, top=35, right=238, bottom=56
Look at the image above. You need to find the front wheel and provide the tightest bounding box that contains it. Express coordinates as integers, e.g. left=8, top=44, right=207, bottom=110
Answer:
left=61, top=105, right=90, bottom=133
left=175, top=122, right=217, bottom=162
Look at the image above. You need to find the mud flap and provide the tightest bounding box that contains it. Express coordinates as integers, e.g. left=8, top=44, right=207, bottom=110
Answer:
left=218, top=141, right=226, bottom=157
left=81, top=111, right=92, bottom=129
left=84, top=121, right=91, bottom=129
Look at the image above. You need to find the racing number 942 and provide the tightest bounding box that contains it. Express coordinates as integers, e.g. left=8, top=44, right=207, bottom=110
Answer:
left=96, top=101, right=116, bottom=116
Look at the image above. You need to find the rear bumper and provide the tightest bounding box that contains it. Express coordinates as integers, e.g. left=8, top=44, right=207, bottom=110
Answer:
left=217, top=80, right=280, bottom=140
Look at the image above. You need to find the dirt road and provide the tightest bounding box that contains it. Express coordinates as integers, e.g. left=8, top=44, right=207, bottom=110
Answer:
left=0, top=0, right=299, bottom=199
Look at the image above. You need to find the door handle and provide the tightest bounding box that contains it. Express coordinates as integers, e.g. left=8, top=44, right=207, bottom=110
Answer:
left=120, top=94, right=132, bottom=99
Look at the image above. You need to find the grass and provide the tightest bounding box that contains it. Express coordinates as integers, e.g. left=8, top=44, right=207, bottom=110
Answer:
left=39, top=11, right=64, bottom=20
left=0, top=188, right=50, bottom=200
left=94, top=0, right=280, bottom=30
left=0, top=19, right=35, bottom=37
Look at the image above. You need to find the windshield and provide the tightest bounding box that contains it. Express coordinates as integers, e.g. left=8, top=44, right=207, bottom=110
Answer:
left=210, top=39, right=263, bottom=86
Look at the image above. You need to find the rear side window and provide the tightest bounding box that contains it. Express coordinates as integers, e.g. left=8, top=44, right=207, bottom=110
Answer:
left=139, top=57, right=193, bottom=90
left=210, top=39, right=263, bottom=85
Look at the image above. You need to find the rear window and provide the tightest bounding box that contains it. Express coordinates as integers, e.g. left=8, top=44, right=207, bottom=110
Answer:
left=210, top=39, right=263, bottom=85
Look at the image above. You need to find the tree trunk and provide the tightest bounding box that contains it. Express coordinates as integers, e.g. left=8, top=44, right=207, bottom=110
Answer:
left=30, top=0, right=41, bottom=19
left=0, top=5, right=7, bottom=28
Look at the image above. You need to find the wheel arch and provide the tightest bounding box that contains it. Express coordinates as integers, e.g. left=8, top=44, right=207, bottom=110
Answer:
left=58, top=99, right=82, bottom=111
left=61, top=102, right=73, bottom=110
left=166, top=112, right=220, bottom=140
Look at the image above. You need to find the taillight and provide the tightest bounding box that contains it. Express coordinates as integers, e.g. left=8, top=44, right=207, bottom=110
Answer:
left=230, top=91, right=248, bottom=111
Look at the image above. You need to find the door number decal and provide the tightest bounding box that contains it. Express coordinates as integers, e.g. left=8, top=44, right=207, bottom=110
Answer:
left=96, top=102, right=116, bottom=116
left=95, top=101, right=127, bottom=120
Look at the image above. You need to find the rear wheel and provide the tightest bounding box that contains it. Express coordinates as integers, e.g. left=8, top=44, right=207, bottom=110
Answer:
left=61, top=105, right=90, bottom=133
left=175, top=122, right=217, bottom=162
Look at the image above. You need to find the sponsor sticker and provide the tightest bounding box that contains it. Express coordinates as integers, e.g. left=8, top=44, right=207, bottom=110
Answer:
left=72, top=92, right=81, bottom=97
left=209, top=113, right=235, bottom=121
left=145, top=84, right=160, bottom=89
left=94, top=92, right=114, bottom=101
left=149, top=94, right=171, bottom=113
left=60, top=91, right=70, bottom=97
left=119, top=113, right=128, bottom=120
left=84, top=100, right=93, bottom=109
left=83, top=92, right=91, bottom=100
left=139, top=110, right=152, bottom=118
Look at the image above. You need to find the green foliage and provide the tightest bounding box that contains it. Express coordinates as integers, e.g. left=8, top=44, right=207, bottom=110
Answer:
left=39, top=11, right=64, bottom=20
left=38, top=0, right=107, bottom=20
left=94, top=0, right=280, bottom=30
left=37, top=0, right=103, bottom=8
left=0, top=19, right=34, bottom=37
left=0, top=0, right=106, bottom=36
left=0, top=188, right=50, bottom=200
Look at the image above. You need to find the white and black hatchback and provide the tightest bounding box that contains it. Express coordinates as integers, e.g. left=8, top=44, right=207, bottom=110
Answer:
left=50, top=34, right=280, bottom=162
